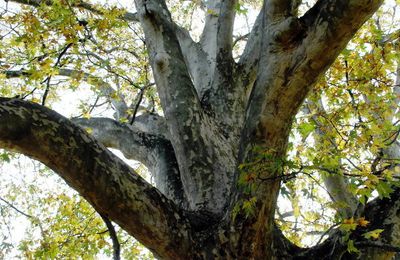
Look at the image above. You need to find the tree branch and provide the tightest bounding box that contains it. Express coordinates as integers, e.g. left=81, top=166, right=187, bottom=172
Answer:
left=0, top=196, right=34, bottom=219
left=0, top=98, right=191, bottom=259
left=240, top=0, right=384, bottom=161
left=9, top=0, right=139, bottom=22
left=264, top=0, right=294, bottom=18
left=3, top=68, right=129, bottom=119
left=100, top=214, right=121, bottom=260
left=72, top=117, right=185, bottom=205
left=72, top=117, right=163, bottom=166
left=200, top=0, right=236, bottom=61
left=134, top=0, right=202, bottom=121
left=355, top=241, right=400, bottom=252
left=175, top=27, right=211, bottom=98
left=234, top=1, right=383, bottom=255
left=202, top=0, right=246, bottom=134
left=135, top=0, right=237, bottom=214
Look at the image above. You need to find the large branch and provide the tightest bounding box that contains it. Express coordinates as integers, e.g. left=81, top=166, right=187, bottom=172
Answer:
left=273, top=185, right=400, bottom=258
left=175, top=28, right=211, bottom=98
left=238, top=0, right=301, bottom=100
left=237, top=9, right=264, bottom=96
left=134, top=0, right=202, bottom=123
left=351, top=187, right=400, bottom=259
left=199, top=0, right=246, bottom=134
left=232, top=0, right=383, bottom=256
left=0, top=98, right=191, bottom=259
left=135, top=0, right=238, bottom=214
left=241, top=0, right=384, bottom=162
left=264, top=0, right=295, bottom=18
left=200, top=0, right=236, bottom=63
left=72, top=117, right=186, bottom=206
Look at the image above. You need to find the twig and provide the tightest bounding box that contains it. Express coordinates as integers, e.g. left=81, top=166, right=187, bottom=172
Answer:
left=41, top=42, right=73, bottom=105
left=100, top=214, right=121, bottom=260
left=130, top=87, right=145, bottom=125
left=0, top=196, right=33, bottom=219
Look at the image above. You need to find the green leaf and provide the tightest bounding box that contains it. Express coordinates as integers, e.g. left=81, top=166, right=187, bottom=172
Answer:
left=363, top=229, right=384, bottom=240
left=347, top=239, right=360, bottom=254
left=0, top=152, right=11, bottom=162
left=376, top=181, right=393, bottom=199
left=298, top=122, right=315, bottom=137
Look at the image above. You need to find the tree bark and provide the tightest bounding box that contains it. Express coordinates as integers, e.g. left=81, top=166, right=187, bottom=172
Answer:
left=0, top=98, right=192, bottom=259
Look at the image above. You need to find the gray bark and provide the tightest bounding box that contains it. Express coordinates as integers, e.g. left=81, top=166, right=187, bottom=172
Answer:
left=72, top=117, right=186, bottom=206
left=0, top=98, right=191, bottom=259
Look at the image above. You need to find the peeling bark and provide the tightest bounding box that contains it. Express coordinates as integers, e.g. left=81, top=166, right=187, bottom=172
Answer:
left=0, top=98, right=191, bottom=259
left=72, top=117, right=186, bottom=206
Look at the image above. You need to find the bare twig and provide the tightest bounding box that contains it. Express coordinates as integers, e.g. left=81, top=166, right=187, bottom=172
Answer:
left=100, top=214, right=121, bottom=260
left=41, top=42, right=73, bottom=105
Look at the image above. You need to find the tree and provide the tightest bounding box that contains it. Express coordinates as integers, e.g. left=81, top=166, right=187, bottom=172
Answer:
left=0, top=0, right=399, bottom=258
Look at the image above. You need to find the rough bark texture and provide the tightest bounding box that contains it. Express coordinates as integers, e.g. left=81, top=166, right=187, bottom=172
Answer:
left=2, top=0, right=397, bottom=259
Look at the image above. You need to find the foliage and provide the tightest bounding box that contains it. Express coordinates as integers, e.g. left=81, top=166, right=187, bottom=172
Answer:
left=0, top=155, right=152, bottom=259
left=275, top=2, right=400, bottom=247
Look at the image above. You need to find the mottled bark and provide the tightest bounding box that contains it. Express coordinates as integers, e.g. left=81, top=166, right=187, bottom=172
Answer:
left=72, top=117, right=185, bottom=206
left=135, top=0, right=237, bottom=215
left=0, top=98, right=193, bottom=259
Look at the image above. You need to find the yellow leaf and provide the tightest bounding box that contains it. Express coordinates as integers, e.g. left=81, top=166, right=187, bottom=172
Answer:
left=363, top=229, right=384, bottom=240
left=83, top=112, right=91, bottom=119
left=207, top=9, right=218, bottom=15
left=31, top=97, right=40, bottom=103
left=357, top=217, right=369, bottom=227
left=85, top=128, right=93, bottom=134
left=343, top=217, right=354, bottom=224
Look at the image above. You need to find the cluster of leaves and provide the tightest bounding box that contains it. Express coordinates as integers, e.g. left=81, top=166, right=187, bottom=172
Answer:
left=277, top=3, right=400, bottom=247
left=340, top=217, right=384, bottom=254
left=0, top=0, right=158, bottom=118
left=0, top=153, right=153, bottom=259
left=235, top=146, right=297, bottom=219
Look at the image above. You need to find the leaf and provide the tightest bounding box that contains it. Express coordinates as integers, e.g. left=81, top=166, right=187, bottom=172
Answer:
left=206, top=9, right=218, bottom=16
left=119, top=117, right=129, bottom=123
left=242, top=197, right=257, bottom=218
left=357, top=217, right=369, bottom=227
left=376, top=181, right=393, bottom=199
left=298, top=122, right=315, bottom=137
left=0, top=152, right=11, bottom=162
left=85, top=128, right=93, bottom=135
left=363, top=229, right=384, bottom=240
left=347, top=239, right=360, bottom=254
left=340, top=217, right=358, bottom=232
left=83, top=112, right=91, bottom=119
